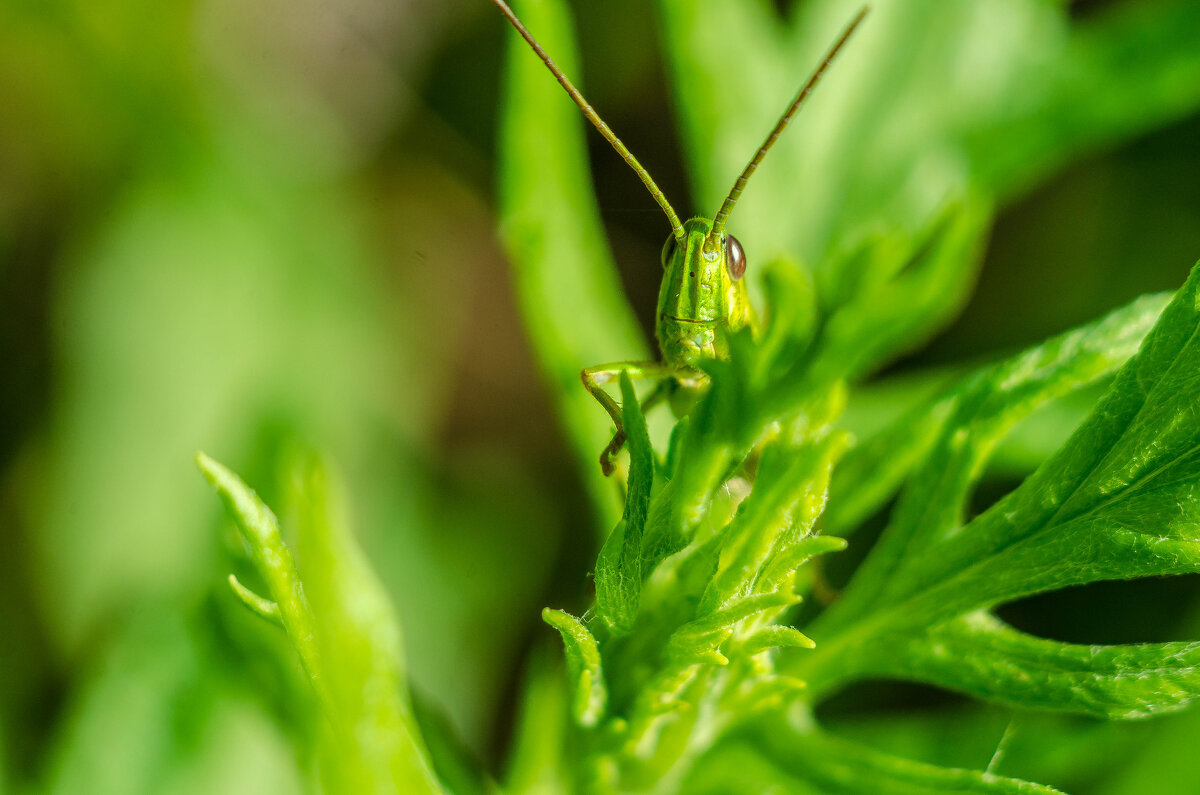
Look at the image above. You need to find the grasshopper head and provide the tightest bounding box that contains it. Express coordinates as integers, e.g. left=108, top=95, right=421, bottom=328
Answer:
left=655, top=218, right=754, bottom=367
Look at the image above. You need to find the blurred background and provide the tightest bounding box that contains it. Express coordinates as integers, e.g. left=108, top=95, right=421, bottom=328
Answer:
left=1, top=0, right=1199, bottom=792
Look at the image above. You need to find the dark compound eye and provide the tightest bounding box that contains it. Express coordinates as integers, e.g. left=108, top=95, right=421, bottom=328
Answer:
left=661, top=233, right=679, bottom=268
left=726, top=234, right=746, bottom=281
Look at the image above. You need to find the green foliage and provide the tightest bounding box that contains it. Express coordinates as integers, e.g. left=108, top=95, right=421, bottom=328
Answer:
left=196, top=453, right=443, bottom=795
left=489, top=0, right=1200, bottom=792
left=9, top=0, right=1200, bottom=792
left=185, top=0, right=1200, bottom=791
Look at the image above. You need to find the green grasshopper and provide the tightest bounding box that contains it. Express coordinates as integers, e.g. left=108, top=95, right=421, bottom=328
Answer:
left=493, top=0, right=868, bottom=476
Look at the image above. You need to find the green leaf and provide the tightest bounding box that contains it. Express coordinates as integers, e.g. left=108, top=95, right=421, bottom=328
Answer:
left=700, top=434, right=846, bottom=613
left=974, top=1, right=1200, bottom=199
left=827, top=283, right=1167, bottom=538
left=288, top=453, right=444, bottom=795
left=595, top=373, right=654, bottom=635
left=828, top=289, right=1170, bottom=623
left=227, top=574, right=283, bottom=627
left=799, top=269, right=1200, bottom=707
left=542, top=608, right=607, bottom=728
left=810, top=196, right=993, bottom=382
left=195, top=452, right=321, bottom=694
left=503, top=651, right=572, bottom=794
left=743, top=626, right=816, bottom=656
left=684, top=732, right=1063, bottom=794
left=198, top=453, right=443, bottom=795
left=824, top=379, right=957, bottom=536
left=498, top=0, right=650, bottom=534
left=878, top=611, right=1200, bottom=719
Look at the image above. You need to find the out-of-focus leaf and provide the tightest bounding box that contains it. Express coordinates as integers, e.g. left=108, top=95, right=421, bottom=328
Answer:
left=658, top=0, right=1200, bottom=272
left=971, top=1, right=1200, bottom=198
left=811, top=196, right=993, bottom=382
left=42, top=611, right=303, bottom=795
left=28, top=161, right=419, bottom=655
left=410, top=693, right=496, bottom=795
left=287, top=453, right=444, bottom=795
left=196, top=453, right=320, bottom=693
left=503, top=651, right=572, bottom=795
left=198, top=453, right=443, bottom=794
left=498, top=0, right=650, bottom=531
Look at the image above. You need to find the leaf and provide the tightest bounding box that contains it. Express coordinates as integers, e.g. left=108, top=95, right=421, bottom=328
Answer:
left=743, top=626, right=816, bottom=656
left=784, top=731, right=1063, bottom=793
left=542, top=608, right=607, bottom=728
left=595, top=373, right=654, bottom=635
left=809, top=196, right=993, bottom=383
left=227, top=574, right=283, bottom=627
left=699, top=433, right=846, bottom=613
left=684, top=732, right=1063, bottom=794
left=876, top=611, right=1200, bottom=719
left=40, top=610, right=307, bottom=795
left=198, top=452, right=443, bottom=795
left=824, top=380, right=957, bottom=536
left=288, top=453, right=444, bottom=795
left=498, top=0, right=650, bottom=533
left=503, top=650, right=573, bottom=794
left=195, top=452, right=321, bottom=693
left=798, top=268, right=1200, bottom=709
left=974, top=0, right=1200, bottom=200
left=821, top=288, right=1170, bottom=630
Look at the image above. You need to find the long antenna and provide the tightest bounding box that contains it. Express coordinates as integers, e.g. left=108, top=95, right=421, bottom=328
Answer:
left=709, top=6, right=869, bottom=244
left=492, top=0, right=686, bottom=242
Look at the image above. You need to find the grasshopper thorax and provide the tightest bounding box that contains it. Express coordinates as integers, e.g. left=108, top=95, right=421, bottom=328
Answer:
left=656, top=217, right=755, bottom=368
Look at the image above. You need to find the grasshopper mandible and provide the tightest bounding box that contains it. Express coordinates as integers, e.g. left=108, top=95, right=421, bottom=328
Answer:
left=492, top=0, right=868, bottom=475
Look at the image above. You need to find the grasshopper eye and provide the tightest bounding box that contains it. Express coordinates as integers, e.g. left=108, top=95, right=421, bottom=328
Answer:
left=726, top=234, right=746, bottom=281
left=661, top=234, right=678, bottom=268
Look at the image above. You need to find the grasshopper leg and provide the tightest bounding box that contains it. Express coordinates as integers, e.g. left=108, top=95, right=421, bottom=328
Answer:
left=581, top=361, right=674, bottom=476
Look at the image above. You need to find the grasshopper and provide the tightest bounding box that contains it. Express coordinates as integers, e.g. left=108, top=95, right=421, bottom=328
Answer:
left=493, top=0, right=868, bottom=475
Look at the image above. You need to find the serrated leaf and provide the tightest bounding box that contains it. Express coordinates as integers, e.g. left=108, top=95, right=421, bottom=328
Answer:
left=801, top=268, right=1200, bottom=704
left=699, top=432, right=846, bottom=614
left=542, top=609, right=607, bottom=728
left=760, top=535, right=848, bottom=594
left=675, top=593, right=793, bottom=651
left=818, top=289, right=1170, bottom=625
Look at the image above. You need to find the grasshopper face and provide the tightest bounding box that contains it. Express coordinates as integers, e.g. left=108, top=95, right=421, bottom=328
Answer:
left=656, top=217, right=755, bottom=369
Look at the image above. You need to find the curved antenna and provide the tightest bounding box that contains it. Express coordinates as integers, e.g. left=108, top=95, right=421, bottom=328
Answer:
left=492, top=0, right=686, bottom=242
left=709, top=6, right=870, bottom=243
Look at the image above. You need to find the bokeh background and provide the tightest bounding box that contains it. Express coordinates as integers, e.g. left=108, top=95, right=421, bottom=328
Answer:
left=2, top=0, right=1200, bottom=792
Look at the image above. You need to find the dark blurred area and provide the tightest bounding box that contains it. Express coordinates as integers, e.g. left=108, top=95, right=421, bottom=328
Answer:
left=1, top=0, right=1198, bottom=792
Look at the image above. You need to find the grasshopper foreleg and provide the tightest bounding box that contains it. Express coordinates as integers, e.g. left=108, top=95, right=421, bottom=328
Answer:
left=580, top=361, right=674, bottom=476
